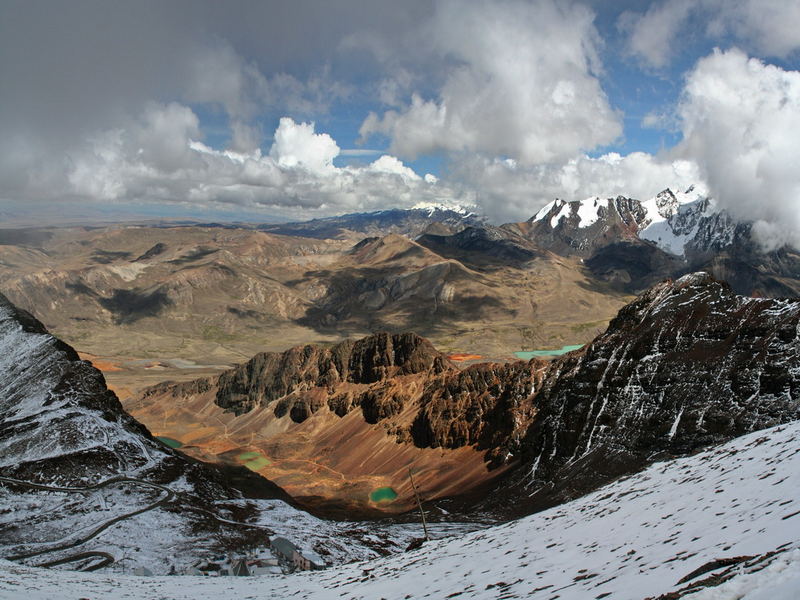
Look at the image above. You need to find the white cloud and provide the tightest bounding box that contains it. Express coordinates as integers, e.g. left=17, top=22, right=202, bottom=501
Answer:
left=622, top=0, right=800, bottom=69
left=705, top=0, right=800, bottom=59
left=618, top=0, right=694, bottom=69
left=183, top=42, right=351, bottom=153
left=676, top=48, right=800, bottom=250
left=269, top=117, right=339, bottom=174
left=359, top=0, right=622, bottom=164
left=367, top=155, right=421, bottom=180
left=63, top=109, right=471, bottom=220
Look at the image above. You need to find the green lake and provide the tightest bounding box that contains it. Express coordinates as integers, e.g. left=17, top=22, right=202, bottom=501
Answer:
left=156, top=436, right=183, bottom=448
left=514, top=344, right=583, bottom=360
left=369, top=487, right=398, bottom=503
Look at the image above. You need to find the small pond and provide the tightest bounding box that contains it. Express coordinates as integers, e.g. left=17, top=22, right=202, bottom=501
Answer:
left=369, top=487, right=398, bottom=503
left=514, top=344, right=583, bottom=360
left=156, top=436, right=183, bottom=448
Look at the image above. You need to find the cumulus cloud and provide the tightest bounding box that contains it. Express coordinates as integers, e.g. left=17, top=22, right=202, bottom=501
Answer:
left=705, top=0, right=800, bottom=58
left=63, top=108, right=470, bottom=219
left=676, top=48, right=800, bottom=249
left=621, top=0, right=800, bottom=68
left=269, top=118, right=339, bottom=174
left=359, top=0, right=622, bottom=164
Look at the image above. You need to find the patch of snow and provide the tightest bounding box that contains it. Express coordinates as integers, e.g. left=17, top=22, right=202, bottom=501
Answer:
left=410, top=201, right=476, bottom=217
left=550, top=199, right=571, bottom=228
left=105, top=263, right=149, bottom=282
left=639, top=185, right=719, bottom=257
left=668, top=405, right=685, bottom=440
left=576, top=196, right=603, bottom=228
left=532, top=199, right=558, bottom=222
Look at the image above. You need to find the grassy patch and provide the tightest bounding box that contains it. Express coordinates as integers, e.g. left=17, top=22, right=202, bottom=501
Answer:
left=238, top=451, right=271, bottom=471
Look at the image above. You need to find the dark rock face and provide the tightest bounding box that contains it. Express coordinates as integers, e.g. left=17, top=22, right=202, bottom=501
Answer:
left=480, top=273, right=800, bottom=515
left=360, top=385, right=408, bottom=424
left=215, top=332, right=450, bottom=417
left=411, top=362, right=541, bottom=463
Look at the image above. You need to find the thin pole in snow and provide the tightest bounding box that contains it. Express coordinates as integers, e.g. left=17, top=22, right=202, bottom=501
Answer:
left=408, top=467, right=430, bottom=542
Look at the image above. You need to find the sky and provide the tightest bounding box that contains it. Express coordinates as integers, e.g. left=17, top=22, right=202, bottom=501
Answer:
left=1, top=0, right=799, bottom=242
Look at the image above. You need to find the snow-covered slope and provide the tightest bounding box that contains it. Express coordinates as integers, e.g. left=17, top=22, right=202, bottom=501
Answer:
left=2, top=420, right=798, bottom=599
left=0, top=293, right=460, bottom=575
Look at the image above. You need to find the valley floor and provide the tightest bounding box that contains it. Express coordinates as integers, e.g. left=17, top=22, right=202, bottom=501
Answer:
left=2, top=421, right=799, bottom=599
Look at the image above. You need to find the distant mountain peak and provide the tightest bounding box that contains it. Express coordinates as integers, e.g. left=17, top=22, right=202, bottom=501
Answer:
left=409, top=201, right=478, bottom=217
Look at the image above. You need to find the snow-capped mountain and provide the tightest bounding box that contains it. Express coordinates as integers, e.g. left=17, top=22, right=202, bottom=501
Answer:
left=3, top=419, right=799, bottom=599
left=258, top=206, right=485, bottom=240
left=518, top=186, right=800, bottom=296
left=527, top=185, right=714, bottom=257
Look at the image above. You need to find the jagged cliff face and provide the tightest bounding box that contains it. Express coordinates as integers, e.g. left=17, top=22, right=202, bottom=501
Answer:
left=476, top=272, right=800, bottom=516
left=214, top=332, right=450, bottom=417
left=133, top=332, right=498, bottom=514
left=131, top=273, right=800, bottom=518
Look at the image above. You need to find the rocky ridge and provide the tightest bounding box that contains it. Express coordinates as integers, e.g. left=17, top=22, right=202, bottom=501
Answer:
left=259, top=206, right=483, bottom=240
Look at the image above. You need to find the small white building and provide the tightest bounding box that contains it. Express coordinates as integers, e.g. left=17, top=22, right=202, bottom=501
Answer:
left=293, top=548, right=326, bottom=571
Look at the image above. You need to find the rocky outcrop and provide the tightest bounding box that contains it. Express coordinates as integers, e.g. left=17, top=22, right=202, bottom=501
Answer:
left=215, top=332, right=451, bottom=418
left=410, top=361, right=542, bottom=463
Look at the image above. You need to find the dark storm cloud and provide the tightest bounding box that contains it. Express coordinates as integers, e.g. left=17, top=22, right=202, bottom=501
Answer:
left=0, top=0, right=431, bottom=144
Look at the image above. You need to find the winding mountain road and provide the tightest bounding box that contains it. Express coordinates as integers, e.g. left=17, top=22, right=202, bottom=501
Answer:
left=0, top=475, right=175, bottom=565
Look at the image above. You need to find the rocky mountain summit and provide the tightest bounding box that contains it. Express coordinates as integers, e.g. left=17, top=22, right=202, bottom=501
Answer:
left=506, top=186, right=800, bottom=296
left=212, top=331, right=450, bottom=418
left=133, top=273, right=800, bottom=518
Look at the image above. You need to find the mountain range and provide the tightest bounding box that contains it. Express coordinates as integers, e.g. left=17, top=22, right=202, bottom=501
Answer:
left=1, top=187, right=800, bottom=596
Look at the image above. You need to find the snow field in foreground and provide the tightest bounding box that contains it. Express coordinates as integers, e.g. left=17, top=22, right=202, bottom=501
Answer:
left=2, top=420, right=799, bottom=599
